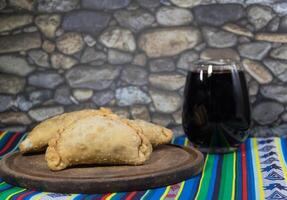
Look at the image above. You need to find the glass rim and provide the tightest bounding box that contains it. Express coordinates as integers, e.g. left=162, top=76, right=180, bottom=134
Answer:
left=192, top=58, right=239, bottom=65
left=189, top=59, right=243, bottom=72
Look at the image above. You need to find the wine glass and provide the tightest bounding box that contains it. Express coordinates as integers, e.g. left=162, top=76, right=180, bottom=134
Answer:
left=182, top=59, right=251, bottom=153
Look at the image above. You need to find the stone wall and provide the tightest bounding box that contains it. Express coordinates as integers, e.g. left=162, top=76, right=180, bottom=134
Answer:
left=0, top=0, right=286, bottom=137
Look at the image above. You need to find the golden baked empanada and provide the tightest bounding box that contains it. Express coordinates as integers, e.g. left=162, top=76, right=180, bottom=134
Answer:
left=130, top=119, right=173, bottom=147
left=19, top=108, right=116, bottom=154
left=45, top=115, right=152, bottom=171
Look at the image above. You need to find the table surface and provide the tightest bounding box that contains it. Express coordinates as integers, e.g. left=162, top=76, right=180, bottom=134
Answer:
left=0, top=131, right=286, bottom=200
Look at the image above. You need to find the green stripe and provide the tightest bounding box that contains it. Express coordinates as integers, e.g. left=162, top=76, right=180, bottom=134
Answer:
left=217, top=153, right=235, bottom=200
left=195, top=155, right=215, bottom=200
left=0, top=187, right=25, bottom=200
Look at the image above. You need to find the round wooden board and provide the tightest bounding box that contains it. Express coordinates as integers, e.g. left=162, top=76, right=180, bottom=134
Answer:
left=0, top=145, right=204, bottom=194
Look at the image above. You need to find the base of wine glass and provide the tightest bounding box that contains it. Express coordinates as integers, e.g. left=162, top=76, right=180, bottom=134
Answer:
left=193, top=145, right=238, bottom=154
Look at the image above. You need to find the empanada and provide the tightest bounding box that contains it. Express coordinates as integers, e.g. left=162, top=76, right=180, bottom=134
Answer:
left=19, top=108, right=116, bottom=154
left=45, top=115, right=152, bottom=171
left=130, top=120, right=173, bottom=147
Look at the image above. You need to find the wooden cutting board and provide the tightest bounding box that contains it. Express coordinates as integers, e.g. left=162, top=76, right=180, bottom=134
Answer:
left=0, top=145, right=204, bottom=194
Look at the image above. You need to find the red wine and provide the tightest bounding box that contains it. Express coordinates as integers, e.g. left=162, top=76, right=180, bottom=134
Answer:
left=182, top=70, right=251, bottom=153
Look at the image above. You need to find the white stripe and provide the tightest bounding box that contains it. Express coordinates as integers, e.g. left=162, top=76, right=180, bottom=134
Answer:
left=250, top=138, right=260, bottom=200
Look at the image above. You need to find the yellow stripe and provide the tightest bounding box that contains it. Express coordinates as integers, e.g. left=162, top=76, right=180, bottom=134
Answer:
left=67, top=194, right=80, bottom=200
left=160, top=186, right=171, bottom=200
left=231, top=152, right=236, bottom=200
left=5, top=188, right=26, bottom=200
left=0, top=131, right=8, bottom=140
left=106, top=193, right=117, bottom=200
left=175, top=181, right=185, bottom=200
left=32, top=193, right=78, bottom=200
left=194, top=154, right=209, bottom=200
left=184, top=138, right=188, bottom=146
left=31, top=192, right=77, bottom=200
left=275, top=138, right=287, bottom=182
left=253, top=138, right=265, bottom=199
left=31, top=192, right=50, bottom=200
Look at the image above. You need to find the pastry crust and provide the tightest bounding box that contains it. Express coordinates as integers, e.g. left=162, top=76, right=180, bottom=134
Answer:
left=130, top=119, right=173, bottom=147
left=45, top=115, right=152, bottom=171
left=19, top=108, right=116, bottom=154
left=20, top=107, right=173, bottom=156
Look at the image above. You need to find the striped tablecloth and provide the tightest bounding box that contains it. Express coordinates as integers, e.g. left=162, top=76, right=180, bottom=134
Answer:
left=0, top=131, right=287, bottom=200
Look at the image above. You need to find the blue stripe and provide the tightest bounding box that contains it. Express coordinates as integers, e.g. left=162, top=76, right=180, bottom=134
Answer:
left=236, top=145, right=242, bottom=200
left=132, top=191, right=146, bottom=200
left=141, top=190, right=155, bottom=200
left=0, top=184, right=13, bottom=192
left=212, top=154, right=223, bottom=200
left=0, top=183, right=14, bottom=192
left=23, top=192, right=42, bottom=200
left=178, top=172, right=201, bottom=200
left=205, top=155, right=219, bottom=200
left=281, top=138, right=287, bottom=165
left=1, top=133, right=26, bottom=156
left=246, top=139, right=255, bottom=200
left=172, top=136, right=186, bottom=146
left=73, top=194, right=86, bottom=200
left=0, top=131, right=14, bottom=149
left=149, top=186, right=167, bottom=199
left=82, top=194, right=98, bottom=200
left=189, top=174, right=201, bottom=200
left=111, top=192, right=127, bottom=200
left=77, top=194, right=92, bottom=200
left=175, top=137, right=186, bottom=146
left=11, top=190, right=29, bottom=200
left=178, top=179, right=193, bottom=200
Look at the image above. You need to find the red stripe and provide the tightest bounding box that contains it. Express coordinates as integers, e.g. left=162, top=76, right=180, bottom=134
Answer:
left=0, top=132, right=20, bottom=155
left=241, top=143, right=248, bottom=200
left=166, top=194, right=177, bottom=198
left=166, top=183, right=181, bottom=198
left=126, top=192, right=137, bottom=200
left=16, top=191, right=34, bottom=200
left=101, top=193, right=112, bottom=200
